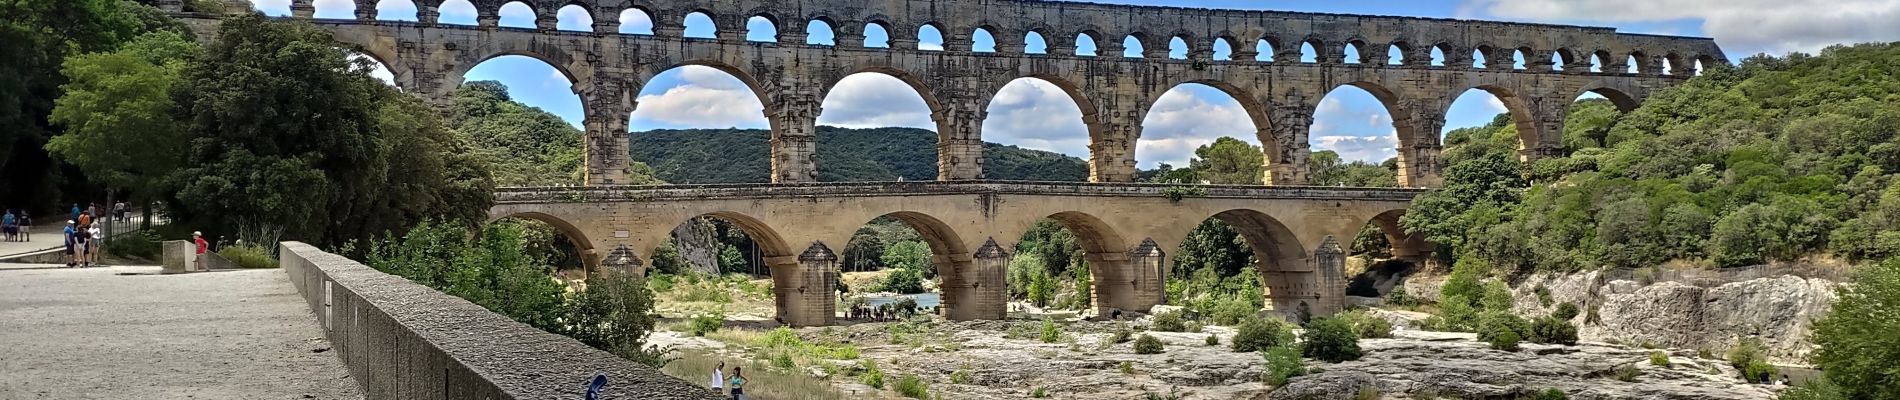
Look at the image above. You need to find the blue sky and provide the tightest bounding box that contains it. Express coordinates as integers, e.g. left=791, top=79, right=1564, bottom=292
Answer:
left=254, top=0, right=1900, bottom=167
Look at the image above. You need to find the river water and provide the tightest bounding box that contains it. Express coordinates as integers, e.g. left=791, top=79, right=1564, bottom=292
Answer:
left=864, top=292, right=941, bottom=309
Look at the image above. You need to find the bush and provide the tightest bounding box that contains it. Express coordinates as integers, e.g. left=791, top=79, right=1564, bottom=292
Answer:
left=771, top=351, right=796, bottom=369
left=1231, top=317, right=1295, bottom=353
left=1649, top=351, right=1671, bottom=368
left=1119, top=360, right=1134, bottom=374
left=1133, top=334, right=1165, bottom=354
left=1487, top=326, right=1521, bottom=351
left=689, top=312, right=723, bottom=337
left=1209, top=296, right=1257, bottom=326
left=1302, top=317, right=1364, bottom=362
left=1525, top=317, right=1579, bottom=345
left=949, top=365, right=972, bottom=384
left=1475, top=312, right=1529, bottom=344
left=1039, top=317, right=1062, bottom=343
left=860, top=360, right=885, bottom=389
left=1778, top=380, right=1847, bottom=400
left=1337, top=309, right=1393, bottom=339
left=1107, top=323, right=1133, bottom=344
left=1551, top=302, right=1581, bottom=321
left=1263, top=344, right=1306, bottom=386
left=1530, top=388, right=1569, bottom=400
left=894, top=374, right=929, bottom=398
left=1030, top=386, right=1048, bottom=398
left=1205, top=334, right=1219, bottom=346
left=1384, top=285, right=1414, bottom=306
left=1728, top=338, right=1777, bottom=383
left=1808, top=257, right=1900, bottom=399
left=107, top=230, right=163, bottom=260
left=1613, top=363, right=1641, bottom=382
left=877, top=267, right=928, bottom=294
left=218, top=242, right=278, bottom=268
left=564, top=270, right=666, bottom=367
left=1152, top=310, right=1188, bottom=332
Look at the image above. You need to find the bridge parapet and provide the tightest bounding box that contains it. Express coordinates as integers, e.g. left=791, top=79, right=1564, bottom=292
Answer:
left=494, top=181, right=1426, bottom=204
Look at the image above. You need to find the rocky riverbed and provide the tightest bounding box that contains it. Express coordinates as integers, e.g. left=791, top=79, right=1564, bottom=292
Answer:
left=652, top=315, right=1785, bottom=399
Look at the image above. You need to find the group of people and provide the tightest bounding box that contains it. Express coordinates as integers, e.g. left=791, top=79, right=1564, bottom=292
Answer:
left=63, top=205, right=107, bottom=267
left=3, top=210, right=32, bottom=242
left=708, top=362, right=748, bottom=399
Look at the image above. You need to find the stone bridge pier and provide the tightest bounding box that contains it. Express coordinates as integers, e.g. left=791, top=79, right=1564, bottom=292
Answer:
left=488, top=182, right=1428, bottom=326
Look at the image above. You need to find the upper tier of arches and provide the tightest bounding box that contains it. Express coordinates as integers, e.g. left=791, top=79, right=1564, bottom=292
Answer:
left=295, top=0, right=1725, bottom=77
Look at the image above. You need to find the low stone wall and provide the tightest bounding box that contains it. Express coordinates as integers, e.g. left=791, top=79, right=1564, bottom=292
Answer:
left=160, top=240, right=195, bottom=273
left=277, top=242, right=716, bottom=400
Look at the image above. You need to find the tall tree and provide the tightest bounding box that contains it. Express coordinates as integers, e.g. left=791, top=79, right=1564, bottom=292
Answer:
left=167, top=15, right=491, bottom=246
left=47, top=30, right=198, bottom=223
left=1188, top=137, right=1264, bottom=185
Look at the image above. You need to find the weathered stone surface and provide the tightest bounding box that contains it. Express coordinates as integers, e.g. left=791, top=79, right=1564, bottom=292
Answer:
left=1487, top=271, right=1838, bottom=362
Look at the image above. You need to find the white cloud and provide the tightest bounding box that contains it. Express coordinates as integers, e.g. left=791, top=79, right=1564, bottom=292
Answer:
left=439, top=0, right=476, bottom=19
left=816, top=74, right=934, bottom=129
left=631, top=66, right=767, bottom=129
left=981, top=79, right=1092, bottom=157
left=555, top=5, right=592, bottom=31
left=619, top=9, right=654, bottom=34
left=1133, top=87, right=1257, bottom=167
left=1468, top=0, right=1900, bottom=54
left=1313, top=135, right=1399, bottom=163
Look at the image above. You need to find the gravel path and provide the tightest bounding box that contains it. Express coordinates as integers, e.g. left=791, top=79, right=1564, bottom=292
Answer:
left=0, top=264, right=360, bottom=399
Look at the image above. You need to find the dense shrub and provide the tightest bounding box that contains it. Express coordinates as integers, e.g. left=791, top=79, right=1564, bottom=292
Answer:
left=1152, top=310, right=1188, bottom=332
left=1551, top=302, right=1581, bottom=321
left=1488, top=328, right=1521, bottom=351
left=1208, top=296, right=1258, bottom=326
left=1337, top=309, right=1393, bottom=339
left=1133, top=334, right=1165, bottom=354
left=1205, top=334, right=1219, bottom=346
left=567, top=270, right=669, bottom=367
left=1728, top=338, right=1777, bottom=383
left=1807, top=257, right=1900, bottom=399
left=218, top=242, right=278, bottom=268
left=1263, top=344, right=1306, bottom=386
left=1649, top=351, right=1671, bottom=368
left=1301, top=317, right=1364, bottom=362
left=1107, top=323, right=1133, bottom=344
left=1039, top=317, right=1062, bottom=343
left=1383, top=285, right=1414, bottom=306
left=876, top=267, right=927, bottom=294
left=107, top=231, right=163, bottom=260
left=688, top=312, right=723, bottom=337
left=1526, top=317, right=1579, bottom=345
left=1231, top=316, right=1296, bottom=352
left=894, top=374, right=929, bottom=398
left=860, top=360, right=885, bottom=389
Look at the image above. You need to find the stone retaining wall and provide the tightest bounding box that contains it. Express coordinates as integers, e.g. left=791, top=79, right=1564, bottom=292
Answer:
left=277, top=242, right=716, bottom=400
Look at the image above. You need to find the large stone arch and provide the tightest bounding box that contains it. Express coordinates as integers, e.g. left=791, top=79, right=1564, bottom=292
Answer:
left=1450, top=80, right=1547, bottom=152
left=440, top=45, right=590, bottom=100
left=1199, top=208, right=1336, bottom=321
left=1574, top=80, right=1643, bottom=112
left=487, top=211, right=605, bottom=273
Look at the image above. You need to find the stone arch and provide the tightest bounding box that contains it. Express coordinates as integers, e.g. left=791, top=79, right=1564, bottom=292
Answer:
left=861, top=19, right=893, bottom=48
left=1121, top=32, right=1152, bottom=58
left=916, top=21, right=947, bottom=50
left=1075, top=30, right=1103, bottom=56
left=804, top=16, right=836, bottom=45
left=745, top=12, right=780, bottom=42
left=979, top=74, right=1102, bottom=166
left=972, top=25, right=1000, bottom=53
left=667, top=211, right=797, bottom=261
left=371, top=0, right=417, bottom=21
left=1343, top=37, right=1371, bottom=64
left=554, top=2, right=593, bottom=32
left=681, top=9, right=718, bottom=39
left=847, top=211, right=970, bottom=276
left=1575, top=81, right=1642, bottom=112
left=495, top=1, right=541, bottom=29
left=1142, top=80, right=1272, bottom=163
left=1042, top=211, right=1128, bottom=256
left=490, top=211, right=602, bottom=273
left=1211, top=35, right=1240, bottom=60
left=1471, top=42, right=1500, bottom=68
left=1387, top=40, right=1414, bottom=65
left=1626, top=50, right=1651, bottom=74
left=634, top=60, right=774, bottom=126
left=1202, top=209, right=1306, bottom=273
left=444, top=49, right=588, bottom=100
left=1023, top=29, right=1049, bottom=54
left=1663, top=52, right=1687, bottom=75
left=1455, top=83, right=1544, bottom=149
left=1361, top=208, right=1430, bottom=261
left=1429, top=42, right=1458, bottom=67
left=817, top=66, right=944, bottom=114
left=1298, top=36, right=1326, bottom=63
left=617, top=6, right=654, bottom=35
left=1591, top=49, right=1614, bottom=72
left=1553, top=48, right=1579, bottom=71
left=1167, top=34, right=1192, bottom=59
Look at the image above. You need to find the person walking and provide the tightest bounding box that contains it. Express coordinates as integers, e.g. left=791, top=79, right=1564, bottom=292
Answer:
left=727, top=366, right=747, bottom=400
left=73, top=222, right=92, bottom=267
left=114, top=201, right=127, bottom=222
left=63, top=220, right=78, bottom=267
left=709, top=361, right=726, bottom=396
left=193, top=231, right=208, bottom=271
left=21, top=213, right=32, bottom=242
left=77, top=210, right=91, bottom=230
left=3, top=209, right=15, bottom=242
left=69, top=203, right=80, bottom=224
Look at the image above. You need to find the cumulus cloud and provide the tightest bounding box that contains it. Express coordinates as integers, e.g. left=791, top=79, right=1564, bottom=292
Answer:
left=630, top=66, right=767, bottom=129
left=555, top=5, right=592, bottom=31
left=815, top=75, right=933, bottom=129
left=619, top=9, right=654, bottom=33
left=981, top=79, right=1092, bottom=157
left=1134, top=87, right=1257, bottom=167
left=1314, top=135, right=1399, bottom=163
left=1467, top=0, right=1900, bottom=54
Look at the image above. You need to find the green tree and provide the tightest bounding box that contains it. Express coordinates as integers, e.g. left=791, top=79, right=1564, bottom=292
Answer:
left=47, top=30, right=198, bottom=224
left=167, top=15, right=491, bottom=246
left=1807, top=258, right=1900, bottom=399
left=1187, top=137, right=1264, bottom=185
left=1301, top=317, right=1364, bottom=362
left=881, top=240, right=932, bottom=274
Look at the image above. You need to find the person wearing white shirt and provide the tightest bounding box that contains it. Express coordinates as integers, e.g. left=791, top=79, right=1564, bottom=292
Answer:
left=710, top=361, right=726, bottom=395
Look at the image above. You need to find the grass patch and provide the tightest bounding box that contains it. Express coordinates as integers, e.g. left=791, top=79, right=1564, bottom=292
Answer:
left=661, top=350, right=843, bottom=400
left=218, top=242, right=278, bottom=268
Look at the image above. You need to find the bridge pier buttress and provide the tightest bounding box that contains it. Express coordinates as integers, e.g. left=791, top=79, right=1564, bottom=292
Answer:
left=1394, top=101, right=1448, bottom=188
left=579, top=77, right=635, bottom=185
left=775, top=243, right=840, bottom=327
left=935, top=95, right=986, bottom=181
left=1262, top=236, right=1348, bottom=323
left=1265, top=101, right=1314, bottom=185
left=1089, top=94, right=1145, bottom=183
left=767, top=91, right=821, bottom=183
left=1087, top=245, right=1167, bottom=315
left=942, top=240, right=1008, bottom=321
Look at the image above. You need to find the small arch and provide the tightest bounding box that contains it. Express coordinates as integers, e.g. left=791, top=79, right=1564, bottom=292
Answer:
left=973, top=27, right=998, bottom=53
left=1429, top=43, right=1454, bottom=67
left=1168, top=36, right=1190, bottom=59
left=1122, top=34, right=1146, bottom=58
left=677, top=212, right=795, bottom=260
left=1024, top=31, right=1049, bottom=54
left=917, top=23, right=946, bottom=51
left=1299, top=39, right=1321, bottom=63
left=863, top=21, right=892, bottom=48
left=1206, top=209, right=1306, bottom=273
left=374, top=0, right=418, bottom=21
left=1694, top=55, right=1718, bottom=76
left=1387, top=42, right=1410, bottom=65
left=682, top=11, right=717, bottom=39
left=1343, top=39, right=1369, bottom=64
left=496, top=1, right=535, bottom=29
left=1212, top=37, right=1235, bottom=60
left=1256, top=38, right=1277, bottom=62
left=437, top=0, right=475, bottom=25
left=494, top=211, right=600, bottom=273
left=1471, top=44, right=1493, bottom=69
left=1511, top=47, right=1530, bottom=70
left=1627, top=50, right=1649, bottom=74
left=1043, top=211, right=1128, bottom=256
left=805, top=18, right=835, bottom=45
left=618, top=7, right=653, bottom=35
left=746, top=15, right=778, bottom=42
left=1076, top=32, right=1100, bottom=56
left=1663, top=53, right=1686, bottom=75
left=1553, top=48, right=1578, bottom=72
left=555, top=4, right=591, bottom=32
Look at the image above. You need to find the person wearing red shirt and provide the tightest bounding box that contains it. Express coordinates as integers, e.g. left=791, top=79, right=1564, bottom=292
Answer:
left=193, top=231, right=208, bottom=271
